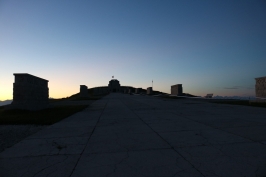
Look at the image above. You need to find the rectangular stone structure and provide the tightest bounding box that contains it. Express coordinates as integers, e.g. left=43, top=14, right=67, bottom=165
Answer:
left=135, top=88, right=142, bottom=94
left=204, top=94, right=213, bottom=98
left=10, top=73, right=49, bottom=110
left=79, top=85, right=88, bottom=97
left=171, top=84, right=183, bottom=96
left=255, top=76, right=266, bottom=98
left=147, top=87, right=153, bottom=95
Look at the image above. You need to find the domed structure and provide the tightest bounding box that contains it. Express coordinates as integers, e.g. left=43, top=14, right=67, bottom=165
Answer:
left=108, top=79, right=121, bottom=92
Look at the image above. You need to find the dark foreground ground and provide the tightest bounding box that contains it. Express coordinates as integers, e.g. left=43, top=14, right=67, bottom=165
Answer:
left=0, top=93, right=266, bottom=177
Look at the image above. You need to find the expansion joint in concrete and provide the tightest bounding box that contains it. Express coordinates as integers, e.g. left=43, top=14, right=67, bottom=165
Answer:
left=178, top=113, right=258, bottom=144
left=68, top=100, right=108, bottom=177
left=120, top=97, right=206, bottom=177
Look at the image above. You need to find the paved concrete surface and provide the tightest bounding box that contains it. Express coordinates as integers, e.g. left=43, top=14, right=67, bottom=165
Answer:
left=1, top=93, right=266, bottom=177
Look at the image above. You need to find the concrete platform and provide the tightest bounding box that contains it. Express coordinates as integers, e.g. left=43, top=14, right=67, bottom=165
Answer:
left=1, top=93, right=266, bottom=177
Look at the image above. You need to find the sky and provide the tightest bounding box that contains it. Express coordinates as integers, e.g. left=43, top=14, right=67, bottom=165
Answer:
left=0, top=0, right=266, bottom=100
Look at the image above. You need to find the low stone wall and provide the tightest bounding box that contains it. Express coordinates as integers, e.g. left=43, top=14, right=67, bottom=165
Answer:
left=93, top=87, right=108, bottom=95
left=249, top=99, right=266, bottom=103
left=10, top=73, right=49, bottom=110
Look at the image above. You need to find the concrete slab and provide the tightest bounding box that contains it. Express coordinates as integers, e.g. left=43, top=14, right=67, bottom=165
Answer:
left=148, top=121, right=212, bottom=132
left=1, top=93, right=266, bottom=177
left=223, top=126, right=266, bottom=142
left=26, top=126, right=94, bottom=139
left=83, top=132, right=170, bottom=153
left=159, top=128, right=251, bottom=148
left=97, top=118, right=143, bottom=126
left=0, top=137, right=87, bottom=157
left=93, top=124, right=154, bottom=135
left=72, top=149, right=204, bottom=177
left=175, top=142, right=266, bottom=177
left=0, top=155, right=79, bottom=177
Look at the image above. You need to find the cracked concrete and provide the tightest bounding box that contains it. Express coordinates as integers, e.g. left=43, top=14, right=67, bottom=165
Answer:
left=1, top=93, right=266, bottom=176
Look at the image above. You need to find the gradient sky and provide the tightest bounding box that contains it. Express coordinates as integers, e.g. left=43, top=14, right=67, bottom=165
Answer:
left=1, top=0, right=266, bottom=100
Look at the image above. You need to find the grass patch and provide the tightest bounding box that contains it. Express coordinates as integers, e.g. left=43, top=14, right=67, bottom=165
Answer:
left=49, top=98, right=69, bottom=103
left=212, top=100, right=266, bottom=108
left=50, top=93, right=109, bottom=102
left=70, top=96, right=103, bottom=101
left=159, top=95, right=186, bottom=100
left=0, top=105, right=88, bottom=125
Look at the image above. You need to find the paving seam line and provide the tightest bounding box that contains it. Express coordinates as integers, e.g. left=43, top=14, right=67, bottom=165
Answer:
left=129, top=95, right=262, bottom=145
left=68, top=97, right=109, bottom=177
left=120, top=96, right=206, bottom=177
left=174, top=112, right=261, bottom=145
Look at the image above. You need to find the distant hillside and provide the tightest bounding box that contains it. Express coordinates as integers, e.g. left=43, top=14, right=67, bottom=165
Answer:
left=0, top=100, right=12, bottom=106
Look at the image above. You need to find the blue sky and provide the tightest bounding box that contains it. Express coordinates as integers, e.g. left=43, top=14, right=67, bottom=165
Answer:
left=0, top=0, right=265, bottom=100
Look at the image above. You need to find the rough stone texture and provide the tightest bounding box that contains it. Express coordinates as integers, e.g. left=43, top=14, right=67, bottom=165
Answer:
left=171, top=84, right=183, bottom=96
left=135, top=88, right=141, bottom=94
left=108, top=79, right=120, bottom=92
left=10, top=73, right=49, bottom=110
left=255, top=76, right=266, bottom=98
left=147, top=87, right=153, bottom=95
left=1, top=94, right=266, bottom=177
left=79, top=85, right=88, bottom=97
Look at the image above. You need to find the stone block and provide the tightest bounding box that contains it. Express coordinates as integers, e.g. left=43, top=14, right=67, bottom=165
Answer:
left=135, top=88, right=141, bottom=94
left=255, top=76, right=266, bottom=98
left=79, top=85, right=88, bottom=97
left=171, top=84, right=183, bottom=96
left=10, top=73, right=49, bottom=110
left=147, top=87, right=153, bottom=95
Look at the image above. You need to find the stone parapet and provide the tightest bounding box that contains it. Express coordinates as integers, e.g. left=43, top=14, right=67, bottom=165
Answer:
left=93, top=87, right=108, bottom=95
